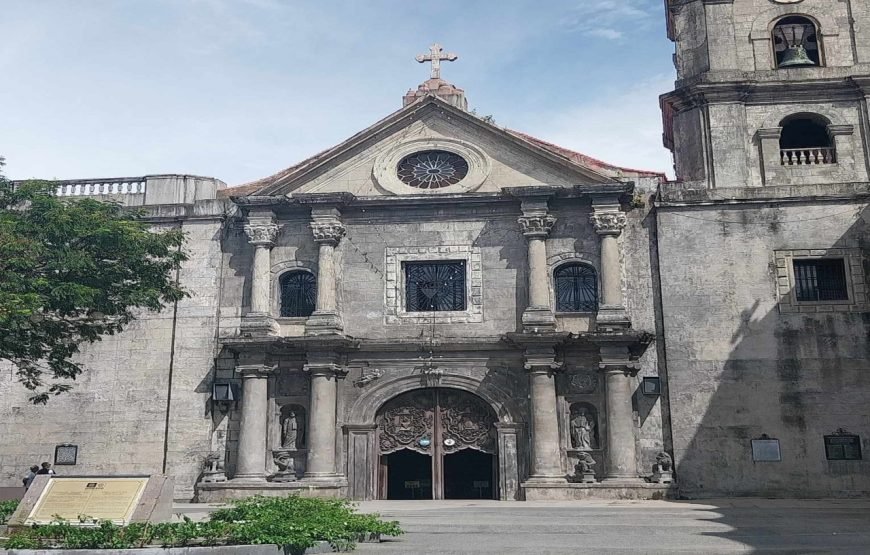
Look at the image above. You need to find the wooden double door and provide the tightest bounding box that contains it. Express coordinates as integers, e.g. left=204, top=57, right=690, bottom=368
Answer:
left=377, top=388, right=498, bottom=500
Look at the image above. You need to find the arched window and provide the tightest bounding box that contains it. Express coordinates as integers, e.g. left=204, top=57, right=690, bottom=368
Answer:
left=279, top=271, right=316, bottom=317
left=554, top=263, right=598, bottom=312
left=773, top=16, right=820, bottom=68
left=779, top=113, right=835, bottom=165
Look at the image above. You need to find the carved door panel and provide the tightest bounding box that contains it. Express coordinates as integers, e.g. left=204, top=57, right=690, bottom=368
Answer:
left=377, top=388, right=496, bottom=500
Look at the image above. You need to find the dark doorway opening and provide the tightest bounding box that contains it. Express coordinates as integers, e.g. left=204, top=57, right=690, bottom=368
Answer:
left=443, top=449, right=495, bottom=499
left=385, top=450, right=433, bottom=500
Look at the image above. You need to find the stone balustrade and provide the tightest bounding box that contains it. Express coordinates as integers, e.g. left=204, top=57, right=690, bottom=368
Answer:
left=55, top=178, right=147, bottom=196
left=780, top=147, right=836, bottom=166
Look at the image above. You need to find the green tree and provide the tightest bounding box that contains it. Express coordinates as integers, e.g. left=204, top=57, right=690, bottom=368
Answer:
left=0, top=159, right=187, bottom=403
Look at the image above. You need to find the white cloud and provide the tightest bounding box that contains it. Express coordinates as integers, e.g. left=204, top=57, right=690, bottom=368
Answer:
left=561, top=0, right=658, bottom=41
left=587, top=28, right=623, bottom=40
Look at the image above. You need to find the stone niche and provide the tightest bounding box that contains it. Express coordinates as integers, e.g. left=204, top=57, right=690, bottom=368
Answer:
left=270, top=369, right=309, bottom=481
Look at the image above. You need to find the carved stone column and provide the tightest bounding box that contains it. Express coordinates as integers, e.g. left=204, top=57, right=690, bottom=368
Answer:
left=599, top=346, right=641, bottom=482
left=241, top=219, right=279, bottom=336
left=518, top=208, right=557, bottom=332
left=590, top=203, right=629, bottom=330
left=303, top=352, right=347, bottom=481
left=524, top=346, right=565, bottom=483
left=306, top=209, right=346, bottom=336
left=233, top=364, right=275, bottom=481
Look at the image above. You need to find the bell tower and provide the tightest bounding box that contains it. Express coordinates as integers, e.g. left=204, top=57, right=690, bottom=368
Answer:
left=660, top=0, right=870, bottom=188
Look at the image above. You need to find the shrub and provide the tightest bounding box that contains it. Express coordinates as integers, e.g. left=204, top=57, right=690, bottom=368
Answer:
left=2, top=495, right=402, bottom=552
left=0, top=499, right=19, bottom=524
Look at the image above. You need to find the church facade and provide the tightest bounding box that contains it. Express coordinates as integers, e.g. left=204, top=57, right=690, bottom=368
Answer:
left=2, top=0, right=869, bottom=501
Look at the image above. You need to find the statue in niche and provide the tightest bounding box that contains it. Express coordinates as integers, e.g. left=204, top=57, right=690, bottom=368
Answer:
left=570, top=406, right=598, bottom=450
left=281, top=409, right=305, bottom=450
left=569, top=452, right=597, bottom=484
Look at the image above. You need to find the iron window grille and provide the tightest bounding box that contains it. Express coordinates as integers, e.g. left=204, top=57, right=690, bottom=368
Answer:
left=405, top=261, right=466, bottom=312
left=555, top=263, right=598, bottom=312
left=793, top=259, right=848, bottom=302
left=396, top=150, right=469, bottom=189
left=280, top=271, right=317, bottom=317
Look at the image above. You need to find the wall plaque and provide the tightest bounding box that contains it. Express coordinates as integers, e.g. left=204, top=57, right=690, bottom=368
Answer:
left=7, top=475, right=173, bottom=528
left=751, top=435, right=782, bottom=462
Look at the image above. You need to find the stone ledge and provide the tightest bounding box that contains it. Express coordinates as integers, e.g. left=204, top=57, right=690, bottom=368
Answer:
left=522, top=482, right=674, bottom=501
left=196, top=481, right=346, bottom=503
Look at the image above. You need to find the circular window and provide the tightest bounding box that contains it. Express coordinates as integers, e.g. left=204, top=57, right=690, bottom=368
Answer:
left=396, top=150, right=469, bottom=189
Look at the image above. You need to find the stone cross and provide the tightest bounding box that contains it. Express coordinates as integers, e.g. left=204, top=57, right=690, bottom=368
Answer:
left=415, top=43, right=458, bottom=80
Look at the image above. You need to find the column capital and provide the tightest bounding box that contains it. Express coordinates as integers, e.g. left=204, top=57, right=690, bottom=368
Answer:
left=597, top=344, right=639, bottom=376
left=303, top=362, right=348, bottom=378
left=244, top=222, right=279, bottom=247
left=517, top=214, right=556, bottom=238
left=589, top=211, right=626, bottom=236
left=235, top=364, right=276, bottom=378
left=523, top=345, right=563, bottom=375
left=310, top=218, right=346, bottom=246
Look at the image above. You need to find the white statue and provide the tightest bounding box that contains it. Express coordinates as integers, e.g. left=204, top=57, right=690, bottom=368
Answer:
left=282, top=410, right=304, bottom=449
left=570, top=409, right=597, bottom=450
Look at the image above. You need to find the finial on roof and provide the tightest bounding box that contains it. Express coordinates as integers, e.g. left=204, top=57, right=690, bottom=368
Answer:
left=404, top=42, right=468, bottom=111
left=415, top=43, right=458, bottom=80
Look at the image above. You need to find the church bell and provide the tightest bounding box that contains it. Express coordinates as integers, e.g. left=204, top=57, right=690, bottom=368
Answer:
left=779, top=44, right=816, bottom=68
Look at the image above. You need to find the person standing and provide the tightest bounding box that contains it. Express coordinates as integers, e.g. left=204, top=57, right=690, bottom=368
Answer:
left=22, top=465, right=39, bottom=489
left=35, top=462, right=55, bottom=476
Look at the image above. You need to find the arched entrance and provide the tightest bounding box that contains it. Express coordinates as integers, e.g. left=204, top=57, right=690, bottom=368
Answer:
left=376, top=388, right=498, bottom=500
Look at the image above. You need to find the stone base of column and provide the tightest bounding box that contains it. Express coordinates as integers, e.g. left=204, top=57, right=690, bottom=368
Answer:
left=521, top=306, right=556, bottom=332
left=305, top=311, right=343, bottom=336
left=228, top=474, right=268, bottom=484
left=523, top=475, right=568, bottom=485
left=595, top=304, right=631, bottom=331
left=302, top=473, right=347, bottom=486
left=240, top=312, right=279, bottom=336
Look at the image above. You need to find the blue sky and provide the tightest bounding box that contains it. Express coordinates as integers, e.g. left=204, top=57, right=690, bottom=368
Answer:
left=1, top=0, right=676, bottom=185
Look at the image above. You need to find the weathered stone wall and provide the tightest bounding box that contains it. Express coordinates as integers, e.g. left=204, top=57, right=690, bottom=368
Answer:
left=0, top=201, right=227, bottom=500
left=657, top=193, right=870, bottom=497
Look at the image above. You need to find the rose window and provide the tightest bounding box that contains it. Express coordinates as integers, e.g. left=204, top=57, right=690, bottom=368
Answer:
left=396, top=150, right=469, bottom=189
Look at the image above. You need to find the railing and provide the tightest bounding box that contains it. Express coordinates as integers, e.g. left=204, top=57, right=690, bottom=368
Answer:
left=780, top=147, right=836, bottom=166
left=54, top=178, right=147, bottom=196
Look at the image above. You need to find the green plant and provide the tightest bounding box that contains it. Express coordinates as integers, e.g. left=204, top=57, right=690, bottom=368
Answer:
left=2, top=495, right=402, bottom=551
left=0, top=499, right=19, bottom=524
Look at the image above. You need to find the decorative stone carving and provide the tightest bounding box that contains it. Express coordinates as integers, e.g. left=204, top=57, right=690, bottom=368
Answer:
left=569, top=452, right=597, bottom=484
left=589, top=212, right=626, bottom=235
left=440, top=389, right=496, bottom=454
left=354, top=367, right=383, bottom=387
left=651, top=451, right=674, bottom=484
left=243, top=223, right=279, bottom=246
left=271, top=449, right=298, bottom=482
left=201, top=451, right=227, bottom=483
left=568, top=371, right=597, bottom=394
left=281, top=409, right=305, bottom=449
left=309, top=220, right=346, bottom=245
left=569, top=406, right=599, bottom=451
left=517, top=214, right=556, bottom=237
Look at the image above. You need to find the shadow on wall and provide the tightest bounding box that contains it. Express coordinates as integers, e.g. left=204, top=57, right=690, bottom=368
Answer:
left=668, top=203, right=870, bottom=501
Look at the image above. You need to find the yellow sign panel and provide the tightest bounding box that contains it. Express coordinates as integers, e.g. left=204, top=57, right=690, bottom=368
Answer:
left=28, top=477, right=149, bottom=524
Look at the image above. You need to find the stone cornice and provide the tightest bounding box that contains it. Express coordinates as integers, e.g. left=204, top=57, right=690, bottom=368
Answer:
left=656, top=182, right=870, bottom=207
left=662, top=71, right=870, bottom=113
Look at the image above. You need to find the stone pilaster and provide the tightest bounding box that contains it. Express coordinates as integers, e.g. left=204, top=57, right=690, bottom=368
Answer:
left=232, top=363, right=276, bottom=482
left=523, top=344, right=566, bottom=483
left=590, top=202, right=630, bottom=330
left=306, top=209, right=346, bottom=336
left=518, top=201, right=557, bottom=332
left=303, top=352, right=347, bottom=481
left=598, top=345, right=642, bottom=482
left=241, top=218, right=279, bottom=336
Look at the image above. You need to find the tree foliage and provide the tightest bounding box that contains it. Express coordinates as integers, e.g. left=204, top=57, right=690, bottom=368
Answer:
left=0, top=160, right=187, bottom=403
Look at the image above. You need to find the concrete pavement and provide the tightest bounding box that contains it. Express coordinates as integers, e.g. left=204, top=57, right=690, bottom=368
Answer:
left=350, top=499, right=870, bottom=554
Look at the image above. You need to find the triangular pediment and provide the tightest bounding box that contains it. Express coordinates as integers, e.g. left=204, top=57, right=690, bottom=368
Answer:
left=244, top=96, right=622, bottom=198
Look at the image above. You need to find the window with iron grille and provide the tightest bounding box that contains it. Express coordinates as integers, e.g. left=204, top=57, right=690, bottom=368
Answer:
left=555, top=263, right=598, bottom=312
left=824, top=433, right=862, bottom=461
left=280, top=271, right=317, bottom=317
left=793, top=259, right=848, bottom=302
left=404, top=261, right=466, bottom=312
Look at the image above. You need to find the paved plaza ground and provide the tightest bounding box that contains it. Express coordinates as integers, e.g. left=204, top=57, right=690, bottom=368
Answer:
left=345, top=499, right=870, bottom=554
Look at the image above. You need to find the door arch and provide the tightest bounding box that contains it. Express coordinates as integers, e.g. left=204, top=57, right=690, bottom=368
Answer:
left=376, top=388, right=498, bottom=500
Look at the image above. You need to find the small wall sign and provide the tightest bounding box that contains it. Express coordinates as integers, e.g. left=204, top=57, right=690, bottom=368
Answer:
left=751, top=434, right=782, bottom=462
